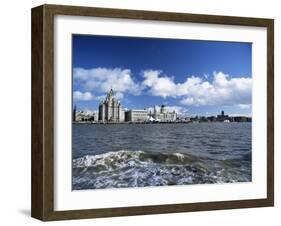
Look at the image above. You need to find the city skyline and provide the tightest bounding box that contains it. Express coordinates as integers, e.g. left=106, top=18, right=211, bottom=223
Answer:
left=73, top=35, right=252, bottom=117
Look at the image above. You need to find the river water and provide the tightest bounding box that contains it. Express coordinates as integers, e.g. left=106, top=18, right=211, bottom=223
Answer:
left=72, top=123, right=252, bottom=190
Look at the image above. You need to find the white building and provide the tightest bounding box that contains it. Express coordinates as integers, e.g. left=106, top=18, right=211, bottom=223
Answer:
left=74, top=110, right=96, bottom=122
left=150, top=105, right=177, bottom=122
left=126, top=109, right=148, bottom=122
left=98, top=89, right=125, bottom=122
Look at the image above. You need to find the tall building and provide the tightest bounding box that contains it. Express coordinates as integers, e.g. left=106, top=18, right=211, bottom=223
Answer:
left=98, top=89, right=125, bottom=122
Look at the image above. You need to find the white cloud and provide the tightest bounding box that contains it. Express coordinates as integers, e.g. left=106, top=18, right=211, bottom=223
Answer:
left=73, top=67, right=142, bottom=96
left=73, top=91, right=95, bottom=101
left=142, top=70, right=177, bottom=98
left=74, top=68, right=252, bottom=107
left=180, top=97, right=195, bottom=105
left=73, top=91, right=105, bottom=102
left=142, top=70, right=252, bottom=107
left=238, top=104, right=251, bottom=109
left=115, top=92, right=124, bottom=100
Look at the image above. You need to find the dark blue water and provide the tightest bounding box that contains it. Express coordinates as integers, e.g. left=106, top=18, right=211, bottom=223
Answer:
left=72, top=123, right=252, bottom=190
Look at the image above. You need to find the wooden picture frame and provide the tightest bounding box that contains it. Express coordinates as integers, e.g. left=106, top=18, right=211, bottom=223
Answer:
left=31, top=4, right=274, bottom=221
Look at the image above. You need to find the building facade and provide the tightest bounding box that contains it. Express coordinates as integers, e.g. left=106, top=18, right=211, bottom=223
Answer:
left=74, top=109, right=97, bottom=122
left=126, top=109, right=148, bottom=122
left=98, top=89, right=125, bottom=122
left=149, top=105, right=177, bottom=122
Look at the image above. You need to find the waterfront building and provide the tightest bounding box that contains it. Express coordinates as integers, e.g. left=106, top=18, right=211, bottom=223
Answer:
left=183, top=117, right=191, bottom=122
left=126, top=109, right=148, bottom=122
left=207, top=116, right=217, bottom=122
left=217, top=110, right=229, bottom=122
left=233, top=116, right=251, bottom=122
left=98, top=89, right=125, bottom=122
left=150, top=105, right=177, bottom=122
left=74, top=110, right=96, bottom=122
left=200, top=116, right=208, bottom=122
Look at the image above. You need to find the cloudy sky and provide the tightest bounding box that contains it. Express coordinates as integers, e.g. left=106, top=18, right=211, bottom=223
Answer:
left=72, top=35, right=252, bottom=116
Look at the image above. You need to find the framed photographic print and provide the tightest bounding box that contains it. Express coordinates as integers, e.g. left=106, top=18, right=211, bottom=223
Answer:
left=31, top=4, right=274, bottom=221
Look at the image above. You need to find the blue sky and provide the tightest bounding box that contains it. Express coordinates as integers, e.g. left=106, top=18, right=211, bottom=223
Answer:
left=72, top=34, right=252, bottom=116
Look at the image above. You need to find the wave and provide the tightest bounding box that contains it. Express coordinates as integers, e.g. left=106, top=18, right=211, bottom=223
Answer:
left=72, top=150, right=251, bottom=190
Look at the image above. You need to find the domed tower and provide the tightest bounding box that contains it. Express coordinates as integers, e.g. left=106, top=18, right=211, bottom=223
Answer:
left=160, top=105, right=166, bottom=114
left=98, top=88, right=124, bottom=122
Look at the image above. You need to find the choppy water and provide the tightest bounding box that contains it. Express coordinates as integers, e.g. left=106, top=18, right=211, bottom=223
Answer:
left=72, top=123, right=252, bottom=190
